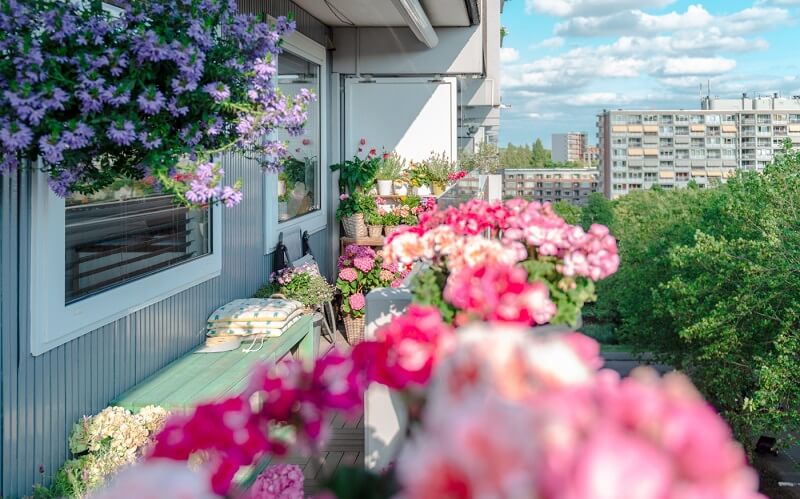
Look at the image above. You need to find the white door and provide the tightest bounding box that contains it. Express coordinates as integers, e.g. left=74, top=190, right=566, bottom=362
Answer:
left=344, top=77, right=458, bottom=162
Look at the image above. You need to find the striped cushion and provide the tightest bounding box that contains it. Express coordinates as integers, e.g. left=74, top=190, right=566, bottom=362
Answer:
left=207, top=298, right=303, bottom=324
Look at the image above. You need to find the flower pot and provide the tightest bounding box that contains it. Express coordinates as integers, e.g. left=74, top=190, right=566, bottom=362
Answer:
left=278, top=180, right=286, bottom=197
left=416, top=185, right=432, bottom=196
left=377, top=180, right=394, bottom=196
left=432, top=182, right=446, bottom=196
left=384, top=225, right=399, bottom=237
left=343, top=315, right=365, bottom=344
left=394, top=184, right=408, bottom=196
left=368, top=225, right=383, bottom=238
left=341, top=213, right=368, bottom=238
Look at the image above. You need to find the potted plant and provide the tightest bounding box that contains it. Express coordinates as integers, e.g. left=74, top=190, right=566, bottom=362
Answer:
left=336, top=244, right=409, bottom=343
left=257, top=263, right=335, bottom=312
left=365, top=212, right=384, bottom=238
left=407, top=162, right=433, bottom=196
left=421, top=152, right=457, bottom=195
left=380, top=206, right=402, bottom=237
left=375, top=152, right=405, bottom=196
left=336, top=191, right=377, bottom=238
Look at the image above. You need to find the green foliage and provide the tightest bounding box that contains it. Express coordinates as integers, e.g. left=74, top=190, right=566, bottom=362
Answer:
left=410, top=266, right=457, bottom=323
left=500, top=139, right=552, bottom=168
left=551, top=200, right=582, bottom=225
left=580, top=192, right=615, bottom=231
left=460, top=142, right=501, bottom=174
left=597, top=146, right=800, bottom=449
left=335, top=191, right=376, bottom=220
left=375, top=152, right=405, bottom=180
left=321, top=466, right=399, bottom=499
left=256, top=267, right=334, bottom=308
left=421, top=152, right=457, bottom=184
left=330, top=153, right=380, bottom=194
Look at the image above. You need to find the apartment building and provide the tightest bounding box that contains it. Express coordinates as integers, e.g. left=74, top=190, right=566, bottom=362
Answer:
left=552, top=132, right=588, bottom=164
left=502, top=168, right=600, bottom=205
left=583, top=145, right=599, bottom=165
left=597, top=95, right=800, bottom=199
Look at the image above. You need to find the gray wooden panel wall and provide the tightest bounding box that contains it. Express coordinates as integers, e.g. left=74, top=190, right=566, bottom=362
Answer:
left=0, top=155, right=330, bottom=497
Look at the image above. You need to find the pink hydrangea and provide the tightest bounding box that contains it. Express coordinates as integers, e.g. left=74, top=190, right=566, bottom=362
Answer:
left=245, top=464, right=304, bottom=499
left=379, top=269, right=394, bottom=282
left=338, top=267, right=358, bottom=282
left=353, top=255, right=376, bottom=273
left=444, top=263, right=556, bottom=326
left=348, top=292, right=366, bottom=311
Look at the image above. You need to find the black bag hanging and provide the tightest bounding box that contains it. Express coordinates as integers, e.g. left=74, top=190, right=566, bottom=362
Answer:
left=273, top=233, right=291, bottom=273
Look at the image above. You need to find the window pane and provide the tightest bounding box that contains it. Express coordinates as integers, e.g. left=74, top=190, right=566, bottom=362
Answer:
left=278, top=51, right=321, bottom=222
left=65, top=184, right=210, bottom=303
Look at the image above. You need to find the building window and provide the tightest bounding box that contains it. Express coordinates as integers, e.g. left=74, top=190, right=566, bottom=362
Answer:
left=676, top=149, right=689, bottom=159
left=65, top=186, right=210, bottom=303
left=690, top=149, right=707, bottom=159
left=690, top=115, right=704, bottom=124
left=277, top=51, right=321, bottom=222
left=675, top=126, right=689, bottom=135
left=705, top=115, right=721, bottom=125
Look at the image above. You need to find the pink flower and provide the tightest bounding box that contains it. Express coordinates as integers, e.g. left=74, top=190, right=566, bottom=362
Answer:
left=391, top=279, right=404, bottom=288
left=338, top=267, right=358, bottom=282
left=348, top=292, right=366, bottom=311
left=353, top=256, right=375, bottom=273
left=444, top=263, right=556, bottom=326
left=245, top=464, right=304, bottom=499
left=379, top=269, right=394, bottom=282
left=339, top=193, right=349, bottom=201
left=354, top=305, right=455, bottom=390
left=302, top=138, right=311, bottom=146
left=359, top=138, right=366, bottom=145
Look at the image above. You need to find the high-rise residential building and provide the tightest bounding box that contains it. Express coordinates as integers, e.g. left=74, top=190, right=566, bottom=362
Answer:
left=583, top=146, right=599, bottom=165
left=502, top=168, right=600, bottom=205
left=552, top=132, right=587, bottom=164
left=597, top=95, right=800, bottom=199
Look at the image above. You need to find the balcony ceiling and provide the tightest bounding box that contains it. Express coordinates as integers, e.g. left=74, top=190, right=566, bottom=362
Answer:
left=292, top=0, right=471, bottom=27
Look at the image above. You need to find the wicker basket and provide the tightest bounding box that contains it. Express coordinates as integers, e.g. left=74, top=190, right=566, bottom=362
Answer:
left=343, top=315, right=365, bottom=344
left=367, top=225, right=383, bottom=238
left=341, top=213, right=368, bottom=238
left=384, top=225, right=399, bottom=237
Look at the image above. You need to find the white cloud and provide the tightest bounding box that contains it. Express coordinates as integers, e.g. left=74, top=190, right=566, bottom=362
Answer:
left=526, top=0, right=674, bottom=17
left=500, top=47, right=521, bottom=63
left=532, top=37, right=565, bottom=49
left=660, top=57, right=737, bottom=76
left=554, top=5, right=789, bottom=37
left=757, top=0, right=800, bottom=5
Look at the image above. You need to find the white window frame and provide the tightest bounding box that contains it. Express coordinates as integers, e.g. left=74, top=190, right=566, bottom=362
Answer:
left=264, top=32, right=328, bottom=253
left=29, top=168, right=223, bottom=355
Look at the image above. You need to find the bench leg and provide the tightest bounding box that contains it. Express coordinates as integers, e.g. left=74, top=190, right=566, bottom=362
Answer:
left=298, top=319, right=319, bottom=366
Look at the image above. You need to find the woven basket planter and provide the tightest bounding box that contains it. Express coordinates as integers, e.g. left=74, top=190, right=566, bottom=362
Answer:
left=342, top=213, right=368, bottom=238
left=343, top=315, right=365, bottom=344
left=367, top=225, right=383, bottom=238
left=384, top=225, right=399, bottom=237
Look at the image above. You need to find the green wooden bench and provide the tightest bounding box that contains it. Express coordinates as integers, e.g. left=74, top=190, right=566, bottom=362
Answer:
left=112, top=315, right=317, bottom=411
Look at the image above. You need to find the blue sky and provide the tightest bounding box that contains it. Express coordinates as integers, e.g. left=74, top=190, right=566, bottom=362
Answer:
left=499, top=0, right=800, bottom=147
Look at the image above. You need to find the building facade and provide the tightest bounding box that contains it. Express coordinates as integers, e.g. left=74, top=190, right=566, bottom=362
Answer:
left=502, top=168, right=600, bottom=205
left=552, top=132, right=588, bottom=164
left=0, top=0, right=503, bottom=495
left=597, top=96, right=800, bottom=199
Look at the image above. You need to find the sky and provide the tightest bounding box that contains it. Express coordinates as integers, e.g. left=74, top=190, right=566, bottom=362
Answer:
left=499, top=0, right=800, bottom=148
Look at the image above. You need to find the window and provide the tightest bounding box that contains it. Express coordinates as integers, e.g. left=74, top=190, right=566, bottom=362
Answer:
left=659, top=115, right=673, bottom=124
left=65, top=186, right=210, bottom=303
left=757, top=125, right=771, bottom=135
left=264, top=33, right=328, bottom=253
left=675, top=126, right=689, bottom=135
left=722, top=149, right=736, bottom=159
left=628, top=137, right=642, bottom=147
left=705, top=115, right=721, bottom=125
left=690, top=149, right=706, bottom=159
left=659, top=138, right=673, bottom=147
left=706, top=137, right=720, bottom=146
left=659, top=126, right=674, bottom=135
left=612, top=114, right=627, bottom=124
left=627, top=115, right=642, bottom=125
left=30, top=173, right=222, bottom=355
left=675, top=115, right=689, bottom=123
left=613, top=137, right=626, bottom=145
left=707, top=149, right=721, bottom=159
left=690, top=115, right=704, bottom=124
left=613, top=148, right=627, bottom=157
left=643, top=114, right=658, bottom=123
left=675, top=149, right=689, bottom=159
left=691, top=138, right=705, bottom=148
left=757, top=114, right=771, bottom=124
left=277, top=51, right=321, bottom=222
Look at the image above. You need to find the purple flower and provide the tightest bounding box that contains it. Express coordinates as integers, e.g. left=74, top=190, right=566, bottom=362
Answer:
left=47, top=169, right=79, bottom=197
left=107, top=121, right=136, bottom=146
left=62, top=122, right=95, bottom=149
left=39, top=135, right=68, bottom=164
left=137, top=89, right=165, bottom=115
left=139, top=131, right=162, bottom=150
left=203, top=82, right=230, bottom=102
left=0, top=153, right=20, bottom=175
left=0, top=122, right=33, bottom=151
left=77, top=89, right=103, bottom=114
left=220, top=186, right=243, bottom=207
left=43, top=87, right=69, bottom=112
left=167, top=97, right=189, bottom=117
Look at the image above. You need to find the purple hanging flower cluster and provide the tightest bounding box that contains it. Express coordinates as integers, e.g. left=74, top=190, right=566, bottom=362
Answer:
left=0, top=0, right=312, bottom=207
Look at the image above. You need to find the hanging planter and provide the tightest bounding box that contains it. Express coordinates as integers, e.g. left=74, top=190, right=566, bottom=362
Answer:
left=0, top=0, right=312, bottom=208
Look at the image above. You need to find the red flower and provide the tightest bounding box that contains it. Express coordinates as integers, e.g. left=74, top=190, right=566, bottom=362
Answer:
left=360, top=138, right=367, bottom=145
left=383, top=153, right=390, bottom=160
left=369, top=148, right=377, bottom=157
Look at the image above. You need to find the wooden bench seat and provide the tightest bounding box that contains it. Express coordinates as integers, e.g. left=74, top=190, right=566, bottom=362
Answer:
left=112, top=315, right=317, bottom=411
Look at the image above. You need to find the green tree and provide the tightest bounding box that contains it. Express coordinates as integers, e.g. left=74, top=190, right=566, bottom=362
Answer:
left=551, top=200, right=581, bottom=225
left=579, top=192, right=614, bottom=231
left=531, top=138, right=549, bottom=167
left=598, top=146, right=800, bottom=450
